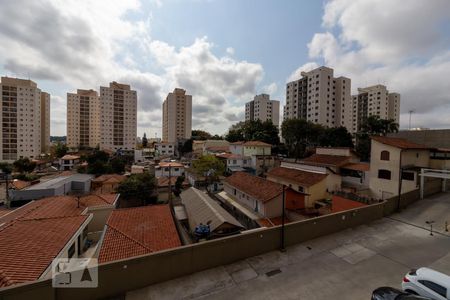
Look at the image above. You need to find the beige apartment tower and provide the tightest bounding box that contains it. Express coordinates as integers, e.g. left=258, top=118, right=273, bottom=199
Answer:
left=67, top=89, right=100, bottom=149
left=67, top=82, right=137, bottom=151
left=0, top=77, right=50, bottom=162
left=245, top=94, right=280, bottom=127
left=100, top=82, right=137, bottom=151
left=162, top=88, right=192, bottom=143
left=284, top=66, right=352, bottom=131
left=351, top=84, right=400, bottom=133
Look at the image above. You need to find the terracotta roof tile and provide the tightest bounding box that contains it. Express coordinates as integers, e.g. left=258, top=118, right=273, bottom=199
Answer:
left=98, top=205, right=181, bottom=263
left=9, top=179, right=31, bottom=190
left=0, top=215, right=89, bottom=287
left=224, top=172, right=282, bottom=203
left=267, top=167, right=327, bottom=187
left=371, top=136, right=430, bottom=150
left=300, top=154, right=351, bottom=167
left=342, top=162, right=370, bottom=172
left=60, top=154, right=80, bottom=160
left=157, top=177, right=189, bottom=188
left=159, top=162, right=184, bottom=168
left=92, top=174, right=126, bottom=183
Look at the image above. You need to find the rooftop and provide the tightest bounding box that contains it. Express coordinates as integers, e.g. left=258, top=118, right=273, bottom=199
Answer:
left=180, top=188, right=243, bottom=233
left=224, top=172, right=282, bottom=203
left=158, top=162, right=184, bottom=168
left=371, top=136, right=430, bottom=150
left=91, top=174, right=126, bottom=184
left=0, top=215, right=89, bottom=287
left=98, top=205, right=181, bottom=263
left=243, top=141, right=271, bottom=147
left=23, top=174, right=94, bottom=191
left=342, top=162, right=370, bottom=172
left=60, top=154, right=80, bottom=160
left=266, top=167, right=328, bottom=187
left=300, top=154, right=351, bottom=168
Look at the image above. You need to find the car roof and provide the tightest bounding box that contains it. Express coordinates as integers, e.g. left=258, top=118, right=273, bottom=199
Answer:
left=417, top=267, right=450, bottom=287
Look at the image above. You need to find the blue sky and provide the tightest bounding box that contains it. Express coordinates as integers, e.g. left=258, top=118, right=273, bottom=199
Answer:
left=1, top=0, right=450, bottom=137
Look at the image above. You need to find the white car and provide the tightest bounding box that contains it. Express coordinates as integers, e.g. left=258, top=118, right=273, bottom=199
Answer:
left=402, top=268, right=450, bottom=300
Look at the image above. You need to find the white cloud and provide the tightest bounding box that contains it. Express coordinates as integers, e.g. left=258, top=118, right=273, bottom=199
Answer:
left=298, top=0, right=450, bottom=129
left=0, top=0, right=264, bottom=136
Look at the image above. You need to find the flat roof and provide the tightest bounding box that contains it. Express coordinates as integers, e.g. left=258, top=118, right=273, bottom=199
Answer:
left=24, top=174, right=93, bottom=190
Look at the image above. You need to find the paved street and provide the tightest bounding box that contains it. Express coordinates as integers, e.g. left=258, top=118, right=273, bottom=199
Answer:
left=127, top=193, right=450, bottom=300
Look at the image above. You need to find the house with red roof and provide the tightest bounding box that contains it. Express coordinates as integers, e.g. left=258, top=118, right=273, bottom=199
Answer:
left=0, top=195, right=112, bottom=287
left=97, top=205, right=181, bottom=263
left=224, top=172, right=284, bottom=218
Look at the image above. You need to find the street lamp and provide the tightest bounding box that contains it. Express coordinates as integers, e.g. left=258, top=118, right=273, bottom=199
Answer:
left=426, top=220, right=435, bottom=236
left=280, top=185, right=286, bottom=252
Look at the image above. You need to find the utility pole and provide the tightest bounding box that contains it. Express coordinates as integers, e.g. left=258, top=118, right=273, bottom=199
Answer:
left=280, top=185, right=286, bottom=252
left=408, top=110, right=415, bottom=130
left=168, top=164, right=172, bottom=207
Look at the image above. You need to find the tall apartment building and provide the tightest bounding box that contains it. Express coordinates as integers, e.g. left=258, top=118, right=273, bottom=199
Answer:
left=162, top=88, right=192, bottom=143
left=284, top=66, right=352, bottom=130
left=245, top=94, right=280, bottom=127
left=67, top=82, right=137, bottom=151
left=350, top=84, right=400, bottom=132
left=0, top=77, right=50, bottom=162
left=67, top=89, right=100, bottom=148
left=99, top=82, right=137, bottom=151
left=40, top=92, right=50, bottom=153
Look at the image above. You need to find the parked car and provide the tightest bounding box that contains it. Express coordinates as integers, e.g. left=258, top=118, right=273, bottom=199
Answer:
left=402, top=268, right=450, bottom=299
left=372, top=287, right=432, bottom=299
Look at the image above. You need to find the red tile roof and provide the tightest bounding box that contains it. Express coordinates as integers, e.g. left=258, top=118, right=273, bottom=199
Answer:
left=371, top=136, right=430, bottom=150
left=331, top=195, right=367, bottom=213
left=205, top=146, right=229, bottom=152
left=159, top=162, right=184, bottom=168
left=98, top=205, right=181, bottom=263
left=224, top=172, right=283, bottom=203
left=0, top=194, right=118, bottom=225
left=342, top=162, right=370, bottom=172
left=9, top=179, right=31, bottom=190
left=267, top=167, right=327, bottom=187
left=243, top=141, right=271, bottom=147
left=157, top=177, right=189, bottom=188
left=92, top=174, right=126, bottom=184
left=300, top=154, right=351, bottom=167
left=60, top=154, right=80, bottom=160
left=0, top=212, right=89, bottom=287
left=230, top=141, right=244, bottom=145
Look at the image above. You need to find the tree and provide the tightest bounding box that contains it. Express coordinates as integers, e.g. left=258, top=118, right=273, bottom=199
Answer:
left=225, top=120, right=279, bottom=145
left=281, top=118, right=323, bottom=160
left=179, top=138, right=193, bottom=155
left=13, top=158, right=36, bottom=173
left=193, top=155, right=225, bottom=177
left=142, top=133, right=148, bottom=148
left=110, top=157, right=126, bottom=174
left=86, top=150, right=109, bottom=164
left=0, top=163, right=13, bottom=207
left=318, top=127, right=354, bottom=148
left=117, top=173, right=157, bottom=206
left=192, top=130, right=212, bottom=140
left=174, top=175, right=185, bottom=197
left=53, top=142, right=68, bottom=158
left=356, top=116, right=399, bottom=161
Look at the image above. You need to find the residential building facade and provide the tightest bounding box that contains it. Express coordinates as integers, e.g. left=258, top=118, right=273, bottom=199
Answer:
left=284, top=66, right=352, bottom=130
left=162, top=88, right=192, bottom=143
left=67, top=89, right=100, bottom=148
left=0, top=77, right=50, bottom=162
left=351, top=85, right=400, bottom=133
left=99, top=82, right=137, bottom=151
left=245, top=94, right=280, bottom=127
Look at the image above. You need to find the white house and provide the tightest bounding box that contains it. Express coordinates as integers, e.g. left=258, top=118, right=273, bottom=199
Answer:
left=155, top=162, right=185, bottom=177
left=59, top=154, right=80, bottom=171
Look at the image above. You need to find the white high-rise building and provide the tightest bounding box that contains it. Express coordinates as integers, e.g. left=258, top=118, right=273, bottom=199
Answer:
left=67, top=89, right=100, bottom=149
left=0, top=77, right=50, bottom=162
left=162, top=88, right=192, bottom=143
left=284, top=66, right=352, bottom=130
left=67, top=82, right=137, bottom=152
left=351, top=84, right=400, bottom=132
left=245, top=94, right=280, bottom=127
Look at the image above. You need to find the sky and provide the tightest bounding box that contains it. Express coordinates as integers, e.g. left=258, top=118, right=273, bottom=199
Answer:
left=0, top=0, right=450, bottom=138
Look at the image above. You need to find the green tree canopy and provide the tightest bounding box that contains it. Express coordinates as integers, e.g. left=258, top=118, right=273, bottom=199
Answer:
left=281, top=118, right=323, bottom=159
left=356, top=116, right=399, bottom=161
left=0, top=162, right=13, bottom=175
left=225, top=120, right=279, bottom=145
left=192, top=155, right=225, bottom=178
left=53, top=142, right=68, bottom=158
left=117, top=173, right=157, bottom=206
left=13, top=158, right=36, bottom=173
left=318, top=126, right=354, bottom=148
left=192, top=130, right=212, bottom=140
